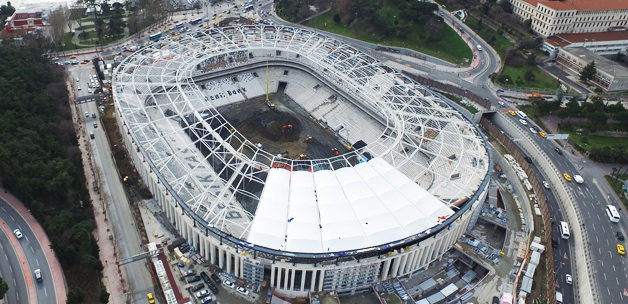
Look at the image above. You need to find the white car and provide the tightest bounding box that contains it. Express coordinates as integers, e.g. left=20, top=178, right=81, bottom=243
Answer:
left=542, top=181, right=550, bottom=189
left=13, top=229, right=23, bottom=239
left=223, top=279, right=235, bottom=288
left=195, top=289, right=210, bottom=298
left=519, top=119, right=528, bottom=125
left=34, top=269, right=42, bottom=282
left=565, top=274, right=572, bottom=285
left=237, top=286, right=249, bottom=295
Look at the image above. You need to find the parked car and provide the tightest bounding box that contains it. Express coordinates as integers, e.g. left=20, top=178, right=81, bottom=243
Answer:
left=191, top=283, right=204, bottom=292
left=223, top=279, right=235, bottom=288
left=185, top=269, right=197, bottom=277
left=195, top=289, right=210, bottom=298
left=207, top=282, right=218, bottom=294
left=200, top=271, right=211, bottom=285
left=187, top=275, right=201, bottom=283
left=211, top=273, right=221, bottom=284
left=237, top=286, right=249, bottom=295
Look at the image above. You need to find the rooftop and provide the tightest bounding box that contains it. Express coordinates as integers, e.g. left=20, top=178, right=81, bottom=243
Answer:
left=546, top=31, right=628, bottom=47
left=563, top=47, right=628, bottom=77
left=521, top=0, right=628, bottom=11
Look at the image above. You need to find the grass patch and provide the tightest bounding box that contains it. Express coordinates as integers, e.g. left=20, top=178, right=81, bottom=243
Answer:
left=564, top=131, right=628, bottom=152
left=605, top=175, right=628, bottom=210
left=77, top=24, right=95, bottom=30
left=501, top=65, right=559, bottom=91
left=464, top=15, right=514, bottom=56
left=62, top=33, right=89, bottom=51
left=305, top=11, right=472, bottom=65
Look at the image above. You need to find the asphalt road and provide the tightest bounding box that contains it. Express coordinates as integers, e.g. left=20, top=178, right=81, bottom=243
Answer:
left=503, top=111, right=628, bottom=303
left=0, top=216, right=27, bottom=304
left=67, top=62, right=156, bottom=303
left=0, top=197, right=56, bottom=304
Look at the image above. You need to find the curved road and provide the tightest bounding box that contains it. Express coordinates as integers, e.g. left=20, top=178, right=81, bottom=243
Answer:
left=0, top=217, right=28, bottom=304
left=0, top=195, right=58, bottom=304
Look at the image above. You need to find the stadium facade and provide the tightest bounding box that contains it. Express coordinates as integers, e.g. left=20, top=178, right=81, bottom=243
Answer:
left=112, top=25, right=491, bottom=296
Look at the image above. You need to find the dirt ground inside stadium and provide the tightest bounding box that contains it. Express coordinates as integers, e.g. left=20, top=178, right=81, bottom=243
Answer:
left=218, top=85, right=350, bottom=161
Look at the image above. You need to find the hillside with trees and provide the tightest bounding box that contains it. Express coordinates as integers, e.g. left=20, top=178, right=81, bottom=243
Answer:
left=0, top=47, right=107, bottom=303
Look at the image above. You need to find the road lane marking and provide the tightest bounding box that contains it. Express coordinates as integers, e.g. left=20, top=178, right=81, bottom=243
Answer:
left=10, top=215, right=15, bottom=221
left=36, top=259, right=39, bottom=266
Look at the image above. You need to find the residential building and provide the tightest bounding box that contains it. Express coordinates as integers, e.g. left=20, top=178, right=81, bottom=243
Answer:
left=511, top=0, right=628, bottom=37
left=542, top=31, right=628, bottom=57
left=556, top=47, right=628, bottom=91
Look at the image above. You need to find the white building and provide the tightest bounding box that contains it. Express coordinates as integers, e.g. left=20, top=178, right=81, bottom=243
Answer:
left=542, top=31, right=628, bottom=57
left=113, top=25, right=491, bottom=297
left=511, top=0, right=628, bottom=37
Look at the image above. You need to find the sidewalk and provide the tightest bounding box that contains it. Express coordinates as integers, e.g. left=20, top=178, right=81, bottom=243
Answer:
left=0, top=188, right=67, bottom=304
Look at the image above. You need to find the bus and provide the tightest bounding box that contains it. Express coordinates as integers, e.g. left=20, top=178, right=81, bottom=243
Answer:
left=176, top=22, right=185, bottom=28
left=190, top=18, right=202, bottom=25
left=559, top=221, right=570, bottom=239
left=149, top=32, right=162, bottom=41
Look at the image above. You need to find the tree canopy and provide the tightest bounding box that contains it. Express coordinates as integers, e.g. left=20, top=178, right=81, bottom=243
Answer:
left=579, top=61, right=596, bottom=82
left=0, top=46, right=105, bottom=303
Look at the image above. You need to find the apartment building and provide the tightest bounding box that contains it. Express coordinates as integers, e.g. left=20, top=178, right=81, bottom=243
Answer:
left=511, top=0, right=628, bottom=37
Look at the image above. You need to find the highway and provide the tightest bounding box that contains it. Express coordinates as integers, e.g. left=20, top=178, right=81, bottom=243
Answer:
left=67, top=61, right=157, bottom=303
left=503, top=111, right=628, bottom=303
left=0, top=196, right=57, bottom=304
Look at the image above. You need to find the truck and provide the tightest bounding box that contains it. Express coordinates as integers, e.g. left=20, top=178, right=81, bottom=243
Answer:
left=574, top=175, right=584, bottom=184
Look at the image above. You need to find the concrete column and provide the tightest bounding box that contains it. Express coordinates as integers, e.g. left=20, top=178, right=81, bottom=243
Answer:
left=289, top=269, right=296, bottom=291
left=310, top=270, right=317, bottom=291
left=300, top=269, right=306, bottom=291
left=381, top=259, right=391, bottom=280
left=218, top=247, right=224, bottom=269
left=391, top=257, right=401, bottom=277
left=318, top=269, right=325, bottom=291
left=271, top=266, right=276, bottom=287
left=282, top=268, right=289, bottom=290
left=226, top=251, right=232, bottom=274
left=239, top=256, right=244, bottom=278
left=209, top=242, right=216, bottom=265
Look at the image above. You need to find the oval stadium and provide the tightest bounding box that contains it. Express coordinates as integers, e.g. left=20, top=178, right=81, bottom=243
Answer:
left=112, top=25, right=491, bottom=296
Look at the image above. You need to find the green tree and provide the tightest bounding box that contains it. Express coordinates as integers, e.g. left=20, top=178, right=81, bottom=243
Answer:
left=524, top=70, right=535, bottom=81
left=333, top=13, right=340, bottom=24
left=67, top=288, right=85, bottom=304
left=588, top=111, right=607, bottom=125
left=0, top=276, right=8, bottom=299
left=99, top=285, right=110, bottom=303
left=579, top=61, right=596, bottom=82
left=0, top=1, right=16, bottom=30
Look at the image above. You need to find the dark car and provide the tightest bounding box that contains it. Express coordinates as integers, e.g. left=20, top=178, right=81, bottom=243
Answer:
left=187, top=275, right=201, bottom=283
left=211, top=273, right=221, bottom=284
left=618, top=231, right=625, bottom=241
left=207, top=282, right=218, bottom=294
left=554, top=147, right=563, bottom=155
left=191, top=283, right=204, bottom=292
left=492, top=296, right=500, bottom=304
left=200, top=271, right=211, bottom=285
